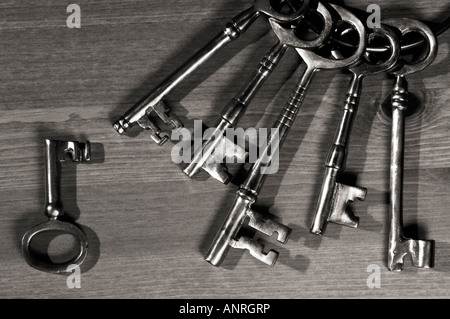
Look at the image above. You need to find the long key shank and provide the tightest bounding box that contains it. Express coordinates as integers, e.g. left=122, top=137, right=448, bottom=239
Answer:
left=388, top=76, right=434, bottom=271
left=382, top=18, right=437, bottom=271
left=311, top=73, right=367, bottom=235
left=205, top=69, right=314, bottom=267
left=183, top=41, right=288, bottom=184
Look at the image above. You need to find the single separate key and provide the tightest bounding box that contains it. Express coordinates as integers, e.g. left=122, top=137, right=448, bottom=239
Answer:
left=310, top=26, right=401, bottom=235
left=113, top=0, right=312, bottom=145
left=382, top=18, right=437, bottom=271
left=205, top=4, right=366, bottom=267
left=184, top=2, right=333, bottom=184
left=22, top=139, right=91, bottom=273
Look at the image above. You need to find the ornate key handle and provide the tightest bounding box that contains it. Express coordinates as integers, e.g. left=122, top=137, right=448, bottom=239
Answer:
left=205, top=4, right=366, bottom=267
left=310, top=26, right=401, bottom=235
left=183, top=2, right=333, bottom=184
left=22, top=139, right=90, bottom=273
left=382, top=18, right=438, bottom=271
left=112, top=0, right=312, bottom=145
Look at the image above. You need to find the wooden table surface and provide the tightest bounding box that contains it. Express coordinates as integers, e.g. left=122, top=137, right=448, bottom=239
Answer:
left=1, top=0, right=449, bottom=299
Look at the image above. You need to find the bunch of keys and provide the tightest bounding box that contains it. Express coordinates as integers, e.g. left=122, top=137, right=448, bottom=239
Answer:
left=206, top=3, right=367, bottom=266
left=21, top=1, right=445, bottom=275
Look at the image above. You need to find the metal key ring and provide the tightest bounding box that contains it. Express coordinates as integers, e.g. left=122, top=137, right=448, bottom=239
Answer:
left=349, top=25, right=401, bottom=75
left=254, top=0, right=311, bottom=22
left=383, top=18, right=438, bottom=76
left=271, top=3, right=367, bottom=70
left=269, top=2, right=334, bottom=49
left=22, top=219, right=88, bottom=274
left=331, top=6, right=449, bottom=53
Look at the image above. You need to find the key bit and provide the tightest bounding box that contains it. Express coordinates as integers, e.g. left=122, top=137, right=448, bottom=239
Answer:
left=152, top=100, right=183, bottom=131
left=231, top=236, right=279, bottom=266
left=116, top=100, right=181, bottom=146
left=311, top=167, right=366, bottom=235
left=184, top=125, right=248, bottom=184
left=389, top=238, right=434, bottom=271
left=205, top=189, right=291, bottom=267
left=136, top=113, right=170, bottom=146
left=202, top=161, right=233, bottom=185
left=247, top=209, right=291, bottom=243
left=64, top=141, right=91, bottom=163
left=327, top=182, right=366, bottom=227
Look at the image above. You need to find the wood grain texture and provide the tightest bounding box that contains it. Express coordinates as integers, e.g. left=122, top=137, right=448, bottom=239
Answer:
left=0, top=0, right=449, bottom=299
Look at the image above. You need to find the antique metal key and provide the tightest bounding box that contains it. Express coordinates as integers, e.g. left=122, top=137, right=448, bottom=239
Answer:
left=310, top=26, right=401, bottom=235
left=113, top=0, right=312, bottom=145
left=22, top=139, right=91, bottom=273
left=205, top=4, right=366, bottom=267
left=183, top=2, right=333, bottom=184
left=382, top=18, right=437, bottom=271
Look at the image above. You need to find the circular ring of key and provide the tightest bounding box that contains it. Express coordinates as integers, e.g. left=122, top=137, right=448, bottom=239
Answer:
left=270, top=3, right=367, bottom=73
left=22, top=139, right=90, bottom=273
left=381, top=18, right=438, bottom=271
left=22, top=220, right=88, bottom=274
left=383, top=18, right=438, bottom=77
left=253, top=0, right=311, bottom=22
left=348, top=26, right=401, bottom=76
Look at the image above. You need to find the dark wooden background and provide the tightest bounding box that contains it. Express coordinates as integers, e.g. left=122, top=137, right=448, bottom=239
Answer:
left=1, top=0, right=449, bottom=299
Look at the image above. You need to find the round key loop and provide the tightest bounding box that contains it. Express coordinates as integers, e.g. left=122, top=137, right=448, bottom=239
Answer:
left=349, top=25, right=401, bottom=76
left=382, top=18, right=438, bottom=76
left=271, top=3, right=367, bottom=70
left=22, top=219, right=88, bottom=274
left=254, top=0, right=310, bottom=22
left=269, top=2, right=333, bottom=50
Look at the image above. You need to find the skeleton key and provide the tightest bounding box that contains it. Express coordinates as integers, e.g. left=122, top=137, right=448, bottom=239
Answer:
left=310, top=26, right=401, bottom=235
left=113, top=0, right=312, bottom=145
left=382, top=18, right=437, bottom=271
left=205, top=4, right=366, bottom=267
left=183, top=2, right=333, bottom=184
left=22, top=139, right=91, bottom=273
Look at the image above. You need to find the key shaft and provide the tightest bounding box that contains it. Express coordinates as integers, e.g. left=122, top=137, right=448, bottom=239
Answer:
left=310, top=25, right=402, bottom=235
left=382, top=18, right=437, bottom=271
left=388, top=75, right=434, bottom=271
left=184, top=41, right=287, bottom=183
left=45, top=139, right=91, bottom=219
